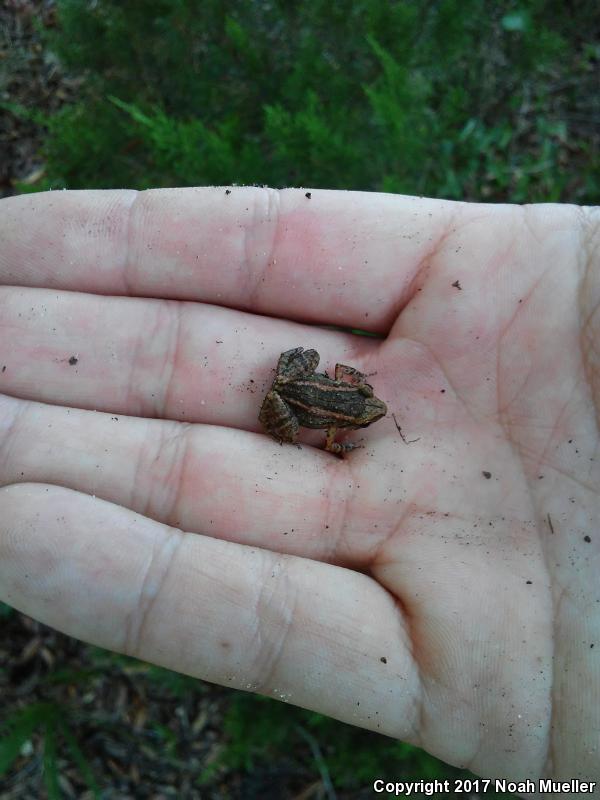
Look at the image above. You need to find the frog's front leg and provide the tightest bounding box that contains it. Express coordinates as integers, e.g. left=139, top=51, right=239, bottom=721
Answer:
left=259, top=390, right=299, bottom=443
left=325, top=426, right=363, bottom=455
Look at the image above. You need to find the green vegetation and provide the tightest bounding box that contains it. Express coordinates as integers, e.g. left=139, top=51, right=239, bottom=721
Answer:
left=22, top=0, right=599, bottom=202
left=0, top=701, right=100, bottom=799
left=0, top=602, right=13, bottom=618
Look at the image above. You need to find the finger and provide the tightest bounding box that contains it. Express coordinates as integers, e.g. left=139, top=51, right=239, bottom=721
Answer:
left=0, top=285, right=384, bottom=427
left=0, top=395, right=393, bottom=565
left=0, top=483, right=418, bottom=741
left=0, top=188, right=456, bottom=330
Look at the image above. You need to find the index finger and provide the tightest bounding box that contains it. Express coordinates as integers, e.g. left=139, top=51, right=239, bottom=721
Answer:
left=0, top=187, right=455, bottom=331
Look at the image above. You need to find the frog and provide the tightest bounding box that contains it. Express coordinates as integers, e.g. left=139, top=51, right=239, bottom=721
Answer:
left=259, top=347, right=387, bottom=455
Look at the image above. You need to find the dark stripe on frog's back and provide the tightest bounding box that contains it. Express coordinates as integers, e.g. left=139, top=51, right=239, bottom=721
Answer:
left=279, top=378, right=367, bottom=429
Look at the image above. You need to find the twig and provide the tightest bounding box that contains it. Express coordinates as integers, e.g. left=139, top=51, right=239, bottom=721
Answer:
left=392, top=413, right=420, bottom=444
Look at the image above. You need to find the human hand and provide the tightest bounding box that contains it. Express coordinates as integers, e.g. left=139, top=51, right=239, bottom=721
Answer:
left=1, top=188, right=598, bottom=782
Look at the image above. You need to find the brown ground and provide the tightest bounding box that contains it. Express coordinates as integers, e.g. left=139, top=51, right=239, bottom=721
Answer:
left=0, top=0, right=76, bottom=198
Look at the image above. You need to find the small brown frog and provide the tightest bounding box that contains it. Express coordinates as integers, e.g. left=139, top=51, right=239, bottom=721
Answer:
left=259, top=347, right=387, bottom=455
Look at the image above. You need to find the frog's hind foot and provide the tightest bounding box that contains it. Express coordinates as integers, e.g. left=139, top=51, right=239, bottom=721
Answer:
left=324, top=427, right=363, bottom=456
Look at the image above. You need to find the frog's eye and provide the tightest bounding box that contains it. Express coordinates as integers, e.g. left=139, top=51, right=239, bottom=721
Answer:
left=359, top=384, right=374, bottom=397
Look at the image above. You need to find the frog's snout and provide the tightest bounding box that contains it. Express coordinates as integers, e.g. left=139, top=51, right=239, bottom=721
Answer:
left=366, top=396, right=387, bottom=423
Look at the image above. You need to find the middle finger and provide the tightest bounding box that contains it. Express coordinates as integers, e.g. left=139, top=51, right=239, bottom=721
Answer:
left=0, top=285, right=384, bottom=432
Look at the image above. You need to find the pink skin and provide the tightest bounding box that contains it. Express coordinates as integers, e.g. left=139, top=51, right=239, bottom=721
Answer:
left=0, top=187, right=599, bottom=781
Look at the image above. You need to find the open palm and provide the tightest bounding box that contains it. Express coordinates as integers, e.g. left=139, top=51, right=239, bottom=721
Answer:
left=1, top=188, right=598, bottom=781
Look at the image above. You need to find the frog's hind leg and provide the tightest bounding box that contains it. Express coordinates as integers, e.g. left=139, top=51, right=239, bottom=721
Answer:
left=259, top=391, right=299, bottom=443
left=278, top=347, right=320, bottom=379
left=334, top=363, right=371, bottom=388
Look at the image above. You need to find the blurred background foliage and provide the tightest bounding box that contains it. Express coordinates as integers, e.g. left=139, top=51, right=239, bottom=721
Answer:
left=8, top=0, right=600, bottom=202
left=1, top=0, right=599, bottom=797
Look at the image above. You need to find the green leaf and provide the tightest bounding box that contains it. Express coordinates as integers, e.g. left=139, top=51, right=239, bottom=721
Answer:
left=0, top=703, right=55, bottom=776
left=501, top=11, right=531, bottom=32
left=0, top=602, right=14, bottom=618
left=59, top=719, right=101, bottom=799
left=43, top=725, right=61, bottom=800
